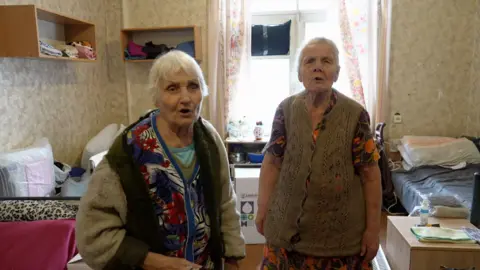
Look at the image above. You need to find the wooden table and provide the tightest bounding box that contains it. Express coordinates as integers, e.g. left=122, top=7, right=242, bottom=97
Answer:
left=385, top=216, right=480, bottom=270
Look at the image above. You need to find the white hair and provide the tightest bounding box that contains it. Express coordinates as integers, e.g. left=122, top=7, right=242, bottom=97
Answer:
left=149, top=50, right=208, bottom=105
left=296, top=37, right=340, bottom=75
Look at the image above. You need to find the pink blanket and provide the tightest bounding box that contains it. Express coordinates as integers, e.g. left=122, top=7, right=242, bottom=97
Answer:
left=0, top=219, right=78, bottom=270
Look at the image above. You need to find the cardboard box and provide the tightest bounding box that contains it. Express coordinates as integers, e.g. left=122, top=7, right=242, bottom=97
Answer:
left=234, top=168, right=265, bottom=244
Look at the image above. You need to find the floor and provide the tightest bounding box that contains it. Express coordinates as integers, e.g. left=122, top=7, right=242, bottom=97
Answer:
left=239, top=212, right=389, bottom=269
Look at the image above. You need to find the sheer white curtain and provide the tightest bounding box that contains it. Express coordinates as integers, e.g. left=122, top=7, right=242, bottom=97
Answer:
left=207, top=0, right=251, bottom=139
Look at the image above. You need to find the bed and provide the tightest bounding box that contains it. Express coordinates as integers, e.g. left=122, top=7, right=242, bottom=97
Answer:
left=391, top=164, right=480, bottom=213
left=0, top=197, right=85, bottom=270
left=375, top=123, right=480, bottom=227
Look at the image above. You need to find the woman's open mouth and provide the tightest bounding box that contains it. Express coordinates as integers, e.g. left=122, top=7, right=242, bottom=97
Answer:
left=179, top=108, right=193, bottom=116
left=314, top=77, right=324, bottom=82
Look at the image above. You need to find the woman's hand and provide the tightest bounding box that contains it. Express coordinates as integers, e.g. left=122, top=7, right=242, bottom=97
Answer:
left=255, top=209, right=266, bottom=235
left=224, top=259, right=240, bottom=270
left=360, top=229, right=380, bottom=262
left=142, top=252, right=202, bottom=270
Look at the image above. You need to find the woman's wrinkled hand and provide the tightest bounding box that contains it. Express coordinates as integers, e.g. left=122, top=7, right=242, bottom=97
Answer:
left=255, top=210, right=266, bottom=235
left=360, top=229, right=380, bottom=262
left=142, top=252, right=202, bottom=270
left=224, top=260, right=240, bottom=270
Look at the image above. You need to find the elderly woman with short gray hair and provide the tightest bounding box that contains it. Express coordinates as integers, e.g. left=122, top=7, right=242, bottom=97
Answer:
left=76, top=50, right=245, bottom=270
left=256, top=37, right=382, bottom=269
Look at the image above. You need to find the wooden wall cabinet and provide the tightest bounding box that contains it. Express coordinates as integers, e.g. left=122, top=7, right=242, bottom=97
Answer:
left=121, top=26, right=202, bottom=63
left=0, top=5, right=96, bottom=62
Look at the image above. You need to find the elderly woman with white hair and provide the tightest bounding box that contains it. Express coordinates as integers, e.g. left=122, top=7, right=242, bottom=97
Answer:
left=256, top=37, right=382, bottom=269
left=76, top=51, right=245, bottom=270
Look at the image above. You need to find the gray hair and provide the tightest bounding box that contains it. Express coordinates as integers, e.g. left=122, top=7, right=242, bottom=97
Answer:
left=296, top=37, right=340, bottom=75
left=149, top=50, right=208, bottom=105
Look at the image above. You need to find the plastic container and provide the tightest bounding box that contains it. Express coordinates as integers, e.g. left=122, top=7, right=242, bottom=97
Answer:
left=419, top=198, right=429, bottom=226
left=247, top=152, right=264, bottom=163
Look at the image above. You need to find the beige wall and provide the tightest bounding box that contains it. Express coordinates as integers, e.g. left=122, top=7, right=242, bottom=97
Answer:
left=467, top=0, right=480, bottom=135
left=388, top=0, right=478, bottom=139
left=0, top=0, right=128, bottom=164
left=122, top=0, right=208, bottom=122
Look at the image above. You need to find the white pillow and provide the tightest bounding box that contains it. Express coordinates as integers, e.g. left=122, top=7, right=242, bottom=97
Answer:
left=89, top=150, right=108, bottom=173
left=80, top=124, right=118, bottom=170
left=0, top=138, right=55, bottom=197
left=398, top=136, right=480, bottom=169
left=114, top=124, right=126, bottom=139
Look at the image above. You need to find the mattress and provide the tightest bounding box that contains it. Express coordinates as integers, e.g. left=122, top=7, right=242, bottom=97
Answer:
left=392, top=164, right=480, bottom=213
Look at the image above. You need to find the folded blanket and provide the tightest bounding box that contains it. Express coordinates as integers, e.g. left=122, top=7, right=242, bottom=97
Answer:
left=411, top=226, right=476, bottom=244
left=0, top=219, right=78, bottom=269
left=432, top=206, right=470, bottom=219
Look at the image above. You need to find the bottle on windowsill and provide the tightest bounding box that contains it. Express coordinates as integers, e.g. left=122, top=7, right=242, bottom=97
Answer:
left=253, top=121, right=264, bottom=141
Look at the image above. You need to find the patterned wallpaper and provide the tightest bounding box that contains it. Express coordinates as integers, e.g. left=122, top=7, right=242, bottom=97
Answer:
left=388, top=0, right=478, bottom=139
left=122, top=0, right=208, bottom=122
left=467, top=0, right=480, bottom=135
left=2, top=0, right=478, bottom=164
left=0, top=0, right=128, bottom=164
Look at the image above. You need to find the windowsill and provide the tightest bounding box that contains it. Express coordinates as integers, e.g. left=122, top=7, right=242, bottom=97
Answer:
left=225, top=137, right=269, bottom=144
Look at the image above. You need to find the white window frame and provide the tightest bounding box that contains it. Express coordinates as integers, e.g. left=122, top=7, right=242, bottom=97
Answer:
left=251, top=8, right=330, bottom=95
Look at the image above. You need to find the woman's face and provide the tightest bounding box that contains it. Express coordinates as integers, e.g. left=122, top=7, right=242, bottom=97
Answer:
left=298, top=43, right=340, bottom=93
left=156, top=70, right=203, bottom=128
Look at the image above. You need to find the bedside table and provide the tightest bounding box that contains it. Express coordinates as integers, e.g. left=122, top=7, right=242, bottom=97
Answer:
left=385, top=216, right=480, bottom=270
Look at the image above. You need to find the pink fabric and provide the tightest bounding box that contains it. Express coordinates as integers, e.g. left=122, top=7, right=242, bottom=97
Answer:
left=128, top=41, right=147, bottom=57
left=0, top=219, right=78, bottom=270
left=75, top=45, right=96, bottom=60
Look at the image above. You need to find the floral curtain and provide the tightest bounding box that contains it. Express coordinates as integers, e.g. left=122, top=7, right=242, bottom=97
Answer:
left=339, top=0, right=391, bottom=130
left=207, top=0, right=251, bottom=139
left=339, top=0, right=367, bottom=107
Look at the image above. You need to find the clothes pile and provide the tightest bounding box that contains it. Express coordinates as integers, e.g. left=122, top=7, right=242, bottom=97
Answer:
left=67, top=41, right=96, bottom=60
left=39, top=41, right=62, bottom=57
left=125, top=40, right=195, bottom=60
left=39, top=40, right=96, bottom=60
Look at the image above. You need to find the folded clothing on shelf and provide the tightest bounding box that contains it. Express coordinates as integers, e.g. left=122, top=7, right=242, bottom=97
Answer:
left=67, top=41, right=96, bottom=60
left=176, top=41, right=195, bottom=58
left=56, top=44, right=79, bottom=58
left=127, top=40, right=147, bottom=57
left=39, top=41, right=62, bottom=57
left=142, top=41, right=173, bottom=59
left=124, top=48, right=146, bottom=60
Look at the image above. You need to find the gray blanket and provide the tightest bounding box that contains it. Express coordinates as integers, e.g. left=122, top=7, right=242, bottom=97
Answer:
left=392, top=164, right=480, bottom=213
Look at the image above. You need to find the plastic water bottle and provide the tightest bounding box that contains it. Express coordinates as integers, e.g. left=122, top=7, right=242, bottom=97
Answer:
left=419, top=198, right=429, bottom=226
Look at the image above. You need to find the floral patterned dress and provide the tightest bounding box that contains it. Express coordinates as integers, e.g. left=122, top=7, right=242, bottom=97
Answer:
left=126, top=111, right=214, bottom=269
left=262, top=91, right=379, bottom=270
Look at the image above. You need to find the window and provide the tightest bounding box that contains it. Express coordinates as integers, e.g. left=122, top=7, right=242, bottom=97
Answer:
left=230, top=0, right=352, bottom=136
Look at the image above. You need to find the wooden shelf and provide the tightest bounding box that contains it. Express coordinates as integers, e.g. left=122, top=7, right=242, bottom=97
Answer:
left=0, top=5, right=96, bottom=62
left=39, top=55, right=95, bottom=62
left=124, top=59, right=156, bottom=63
left=121, top=26, right=202, bottom=62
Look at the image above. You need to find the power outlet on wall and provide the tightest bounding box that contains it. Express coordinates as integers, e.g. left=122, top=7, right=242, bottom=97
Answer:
left=393, top=113, right=402, bottom=124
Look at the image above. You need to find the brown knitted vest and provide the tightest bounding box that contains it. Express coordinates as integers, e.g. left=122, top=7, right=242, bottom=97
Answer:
left=264, top=90, right=365, bottom=257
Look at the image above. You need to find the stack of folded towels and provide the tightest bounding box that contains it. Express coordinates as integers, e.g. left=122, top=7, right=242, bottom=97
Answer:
left=411, top=226, right=477, bottom=244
